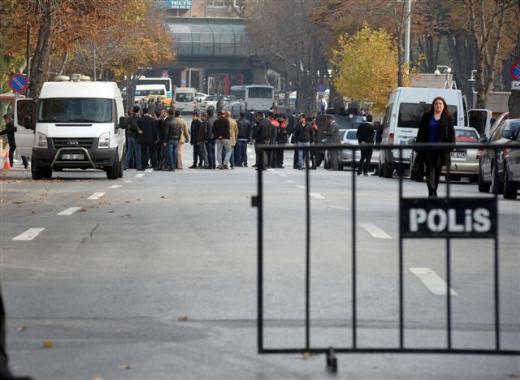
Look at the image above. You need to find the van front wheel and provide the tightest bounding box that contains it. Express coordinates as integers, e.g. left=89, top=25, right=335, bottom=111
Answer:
left=106, top=160, right=121, bottom=180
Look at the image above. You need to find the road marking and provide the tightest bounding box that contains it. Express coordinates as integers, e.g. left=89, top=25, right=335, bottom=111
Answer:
left=124, top=180, right=133, bottom=183
left=329, top=205, right=348, bottom=211
left=13, top=228, right=45, bottom=241
left=296, top=185, right=305, bottom=190
left=145, top=169, right=153, bottom=173
left=135, top=173, right=145, bottom=178
left=87, top=192, right=105, bottom=200
left=409, top=267, right=458, bottom=296
left=57, top=207, right=82, bottom=216
left=108, top=185, right=122, bottom=189
left=310, top=192, right=325, bottom=199
left=267, top=168, right=274, bottom=172
left=360, top=223, right=392, bottom=239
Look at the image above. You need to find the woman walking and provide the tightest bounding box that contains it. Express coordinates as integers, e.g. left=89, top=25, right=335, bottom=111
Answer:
left=416, top=97, right=455, bottom=198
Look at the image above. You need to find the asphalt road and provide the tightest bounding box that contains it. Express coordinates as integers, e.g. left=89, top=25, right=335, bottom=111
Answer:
left=1, top=142, right=519, bottom=380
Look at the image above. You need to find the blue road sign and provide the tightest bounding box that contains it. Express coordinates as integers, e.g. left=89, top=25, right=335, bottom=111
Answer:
left=8, top=73, right=29, bottom=93
left=511, top=60, right=520, bottom=81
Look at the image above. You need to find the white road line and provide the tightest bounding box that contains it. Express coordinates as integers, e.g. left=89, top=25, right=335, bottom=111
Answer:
left=135, top=173, right=145, bottom=178
left=13, top=228, right=45, bottom=241
left=57, top=207, right=82, bottom=216
left=267, top=168, right=274, bottom=172
left=296, top=185, right=305, bottom=190
left=360, top=223, right=392, bottom=239
left=124, top=180, right=133, bottom=183
left=108, top=185, right=122, bottom=189
left=310, top=192, right=325, bottom=200
left=87, top=192, right=105, bottom=200
left=145, top=169, right=153, bottom=173
left=328, top=205, right=348, bottom=211
left=409, top=267, right=458, bottom=296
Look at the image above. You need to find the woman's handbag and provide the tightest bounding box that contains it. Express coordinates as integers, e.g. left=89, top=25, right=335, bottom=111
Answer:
left=410, top=152, right=425, bottom=182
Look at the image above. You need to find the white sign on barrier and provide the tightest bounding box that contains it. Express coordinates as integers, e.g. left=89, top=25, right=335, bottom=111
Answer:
left=512, top=81, right=520, bottom=91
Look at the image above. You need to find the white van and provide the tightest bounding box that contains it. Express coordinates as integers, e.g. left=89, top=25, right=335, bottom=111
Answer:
left=173, top=87, right=197, bottom=113
left=15, top=77, right=126, bottom=180
left=378, top=87, right=467, bottom=177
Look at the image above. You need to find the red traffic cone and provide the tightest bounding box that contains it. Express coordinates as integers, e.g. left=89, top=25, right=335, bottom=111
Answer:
left=2, top=149, right=11, bottom=170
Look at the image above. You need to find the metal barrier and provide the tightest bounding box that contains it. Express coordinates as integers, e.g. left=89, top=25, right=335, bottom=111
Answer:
left=252, top=143, right=520, bottom=373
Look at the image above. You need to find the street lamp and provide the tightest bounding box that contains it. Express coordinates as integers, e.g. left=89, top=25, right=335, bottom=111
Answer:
left=434, top=65, right=451, bottom=75
left=468, top=69, right=477, bottom=109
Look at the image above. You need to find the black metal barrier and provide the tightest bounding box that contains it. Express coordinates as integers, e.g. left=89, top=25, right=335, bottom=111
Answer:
left=252, top=143, right=520, bottom=373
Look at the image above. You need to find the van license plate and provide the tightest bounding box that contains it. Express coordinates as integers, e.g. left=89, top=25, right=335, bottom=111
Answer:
left=451, top=151, right=466, bottom=159
left=62, top=154, right=84, bottom=160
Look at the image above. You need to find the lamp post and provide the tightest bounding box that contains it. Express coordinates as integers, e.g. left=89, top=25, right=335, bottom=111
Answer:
left=435, top=65, right=452, bottom=88
left=468, top=69, right=477, bottom=109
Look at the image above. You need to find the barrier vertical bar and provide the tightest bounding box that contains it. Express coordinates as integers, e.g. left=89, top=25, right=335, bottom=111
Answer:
left=493, top=149, right=500, bottom=350
left=352, top=146, right=357, bottom=349
left=398, top=147, right=404, bottom=348
left=257, top=147, right=264, bottom=353
left=305, top=146, right=311, bottom=351
left=446, top=147, right=452, bottom=350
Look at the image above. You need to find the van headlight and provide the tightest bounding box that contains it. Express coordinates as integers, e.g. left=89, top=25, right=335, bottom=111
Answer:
left=35, top=132, right=48, bottom=148
left=98, top=132, right=110, bottom=148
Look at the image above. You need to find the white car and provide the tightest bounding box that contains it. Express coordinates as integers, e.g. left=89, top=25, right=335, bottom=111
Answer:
left=325, top=128, right=379, bottom=171
left=195, top=92, right=208, bottom=103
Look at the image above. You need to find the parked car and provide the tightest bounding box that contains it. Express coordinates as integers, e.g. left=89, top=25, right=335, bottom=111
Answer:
left=478, top=118, right=520, bottom=196
left=442, top=127, right=480, bottom=182
left=195, top=92, right=208, bottom=103
left=324, top=128, right=379, bottom=171
left=503, top=123, right=520, bottom=199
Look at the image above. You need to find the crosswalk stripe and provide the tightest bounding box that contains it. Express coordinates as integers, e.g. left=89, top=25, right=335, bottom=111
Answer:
left=360, top=223, right=392, bottom=239
left=410, top=267, right=458, bottom=296
left=57, top=207, right=81, bottom=216
left=88, top=192, right=105, bottom=200
left=13, top=228, right=45, bottom=241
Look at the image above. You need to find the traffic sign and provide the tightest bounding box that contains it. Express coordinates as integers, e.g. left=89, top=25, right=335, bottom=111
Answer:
left=511, top=60, right=520, bottom=81
left=8, top=73, right=29, bottom=93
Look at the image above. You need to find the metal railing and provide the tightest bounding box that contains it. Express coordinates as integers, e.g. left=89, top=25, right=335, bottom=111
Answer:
left=253, top=143, right=520, bottom=373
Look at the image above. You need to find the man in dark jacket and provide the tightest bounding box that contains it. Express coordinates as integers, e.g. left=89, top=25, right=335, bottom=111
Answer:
left=164, top=109, right=182, bottom=171
left=189, top=112, right=201, bottom=168
left=1, top=115, right=28, bottom=169
left=206, top=108, right=217, bottom=169
left=212, top=111, right=231, bottom=169
left=138, top=108, right=158, bottom=170
left=235, top=112, right=251, bottom=167
left=253, top=112, right=272, bottom=169
left=124, top=106, right=143, bottom=170
left=294, top=114, right=311, bottom=169
left=357, top=121, right=374, bottom=176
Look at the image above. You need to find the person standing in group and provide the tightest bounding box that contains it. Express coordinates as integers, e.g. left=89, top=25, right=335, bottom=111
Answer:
left=175, top=111, right=190, bottom=169
left=253, top=112, right=272, bottom=169
left=189, top=111, right=201, bottom=168
left=213, top=111, right=231, bottom=169
left=274, top=114, right=288, bottom=168
left=325, top=115, right=340, bottom=171
left=235, top=112, right=251, bottom=167
left=226, top=111, right=238, bottom=169
left=267, top=114, right=279, bottom=168
left=138, top=108, right=158, bottom=170
left=416, top=96, right=455, bottom=198
left=164, top=109, right=181, bottom=171
left=156, top=109, right=169, bottom=169
left=294, top=114, right=311, bottom=170
left=357, top=119, right=375, bottom=176
left=206, top=108, right=217, bottom=169
left=124, top=106, right=143, bottom=170
left=1, top=114, right=28, bottom=169
left=197, top=113, right=209, bottom=168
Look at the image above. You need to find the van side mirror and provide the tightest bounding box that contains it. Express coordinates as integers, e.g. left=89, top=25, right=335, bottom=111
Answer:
left=118, top=116, right=127, bottom=129
left=502, top=129, right=514, bottom=140
left=15, top=99, right=36, bottom=130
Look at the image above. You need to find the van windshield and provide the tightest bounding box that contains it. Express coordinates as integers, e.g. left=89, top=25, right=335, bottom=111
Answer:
left=248, top=87, right=272, bottom=99
left=38, top=98, right=113, bottom=123
left=398, top=103, right=457, bottom=128
left=176, top=93, right=194, bottom=102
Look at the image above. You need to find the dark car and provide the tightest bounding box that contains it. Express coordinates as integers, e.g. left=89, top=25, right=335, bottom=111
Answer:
left=478, top=118, right=520, bottom=197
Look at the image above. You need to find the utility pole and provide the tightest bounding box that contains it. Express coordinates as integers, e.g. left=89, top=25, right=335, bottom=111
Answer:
left=404, top=0, right=412, bottom=69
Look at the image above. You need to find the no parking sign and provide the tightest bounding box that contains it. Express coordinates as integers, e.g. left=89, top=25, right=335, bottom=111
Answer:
left=8, top=73, right=29, bottom=93
left=511, top=60, right=520, bottom=81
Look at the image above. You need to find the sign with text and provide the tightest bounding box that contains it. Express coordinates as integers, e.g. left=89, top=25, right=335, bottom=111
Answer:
left=400, top=198, right=496, bottom=239
left=157, top=0, right=192, bottom=9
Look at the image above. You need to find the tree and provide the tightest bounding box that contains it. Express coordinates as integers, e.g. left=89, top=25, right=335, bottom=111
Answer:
left=462, top=0, right=517, bottom=108
left=246, top=0, right=329, bottom=114
left=331, top=25, right=398, bottom=114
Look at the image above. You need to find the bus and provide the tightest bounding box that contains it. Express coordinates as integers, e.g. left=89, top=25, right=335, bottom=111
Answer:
left=230, top=85, right=274, bottom=116
left=138, top=76, right=173, bottom=101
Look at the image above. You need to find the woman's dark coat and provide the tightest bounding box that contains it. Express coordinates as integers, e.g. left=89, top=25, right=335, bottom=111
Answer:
left=416, top=111, right=455, bottom=166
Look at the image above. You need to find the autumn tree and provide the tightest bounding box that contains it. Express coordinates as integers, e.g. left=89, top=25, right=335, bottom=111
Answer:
left=332, top=26, right=398, bottom=114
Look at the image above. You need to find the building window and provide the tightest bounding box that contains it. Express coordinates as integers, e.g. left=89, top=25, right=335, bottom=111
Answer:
left=208, top=0, right=226, bottom=8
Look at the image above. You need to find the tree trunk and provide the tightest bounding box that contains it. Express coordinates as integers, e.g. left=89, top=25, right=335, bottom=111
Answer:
left=447, top=32, right=476, bottom=107
left=29, top=3, right=53, bottom=98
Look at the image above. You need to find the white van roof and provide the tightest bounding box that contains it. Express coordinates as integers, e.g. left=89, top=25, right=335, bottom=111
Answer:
left=136, top=84, right=166, bottom=90
left=40, top=81, right=121, bottom=99
left=390, top=87, right=462, bottom=103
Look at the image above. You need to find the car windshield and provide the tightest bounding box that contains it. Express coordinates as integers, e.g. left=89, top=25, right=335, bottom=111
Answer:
left=455, top=129, right=479, bottom=142
left=176, top=93, right=194, bottom=102
left=206, top=95, right=219, bottom=101
left=345, top=130, right=357, bottom=140
left=398, top=103, right=457, bottom=128
left=38, top=98, right=113, bottom=123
